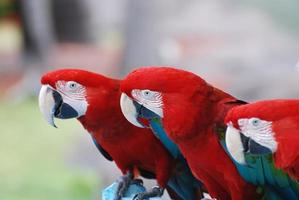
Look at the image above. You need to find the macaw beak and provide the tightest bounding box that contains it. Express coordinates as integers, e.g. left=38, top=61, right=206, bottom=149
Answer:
left=120, top=93, right=161, bottom=128
left=225, top=125, right=272, bottom=164
left=225, top=125, right=246, bottom=164
left=120, top=93, right=144, bottom=128
left=38, top=85, right=79, bottom=127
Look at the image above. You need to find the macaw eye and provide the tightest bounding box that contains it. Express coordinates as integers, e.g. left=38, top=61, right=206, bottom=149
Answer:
left=142, top=90, right=154, bottom=98
left=144, top=90, right=150, bottom=95
left=249, top=118, right=261, bottom=126
left=131, top=89, right=162, bottom=103
left=67, top=81, right=78, bottom=90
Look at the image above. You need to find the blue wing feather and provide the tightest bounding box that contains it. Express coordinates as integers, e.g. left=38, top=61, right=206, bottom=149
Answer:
left=149, top=119, right=203, bottom=200
left=91, top=137, right=113, bottom=161
left=221, top=137, right=299, bottom=200
left=150, top=117, right=299, bottom=200
left=149, top=119, right=181, bottom=158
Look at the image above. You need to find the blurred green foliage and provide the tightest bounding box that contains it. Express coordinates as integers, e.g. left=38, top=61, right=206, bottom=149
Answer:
left=0, top=99, right=99, bottom=200
left=0, top=0, right=17, bottom=18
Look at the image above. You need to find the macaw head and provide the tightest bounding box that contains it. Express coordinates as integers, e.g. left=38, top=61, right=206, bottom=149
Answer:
left=39, top=69, right=117, bottom=127
left=120, top=66, right=216, bottom=141
left=224, top=100, right=299, bottom=165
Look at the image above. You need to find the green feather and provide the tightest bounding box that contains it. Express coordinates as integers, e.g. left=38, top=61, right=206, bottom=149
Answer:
left=217, top=128, right=299, bottom=199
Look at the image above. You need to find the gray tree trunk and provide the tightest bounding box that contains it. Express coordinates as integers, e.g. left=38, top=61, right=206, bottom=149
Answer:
left=121, top=0, right=162, bottom=76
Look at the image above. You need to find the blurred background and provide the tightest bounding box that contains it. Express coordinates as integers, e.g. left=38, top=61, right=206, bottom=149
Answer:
left=1, top=0, right=299, bottom=199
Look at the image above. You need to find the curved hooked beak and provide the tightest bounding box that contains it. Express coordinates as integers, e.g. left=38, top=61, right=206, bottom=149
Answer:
left=38, top=85, right=79, bottom=127
left=120, top=93, right=161, bottom=128
left=225, top=125, right=246, bottom=164
left=226, top=125, right=272, bottom=164
left=120, top=93, right=144, bottom=128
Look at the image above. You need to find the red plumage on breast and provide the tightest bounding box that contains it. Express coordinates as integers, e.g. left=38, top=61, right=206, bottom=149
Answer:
left=225, top=99, right=299, bottom=181
left=77, top=79, right=175, bottom=189
left=121, top=67, right=260, bottom=200
left=272, top=115, right=299, bottom=180
left=164, top=94, right=259, bottom=200
left=41, top=68, right=191, bottom=200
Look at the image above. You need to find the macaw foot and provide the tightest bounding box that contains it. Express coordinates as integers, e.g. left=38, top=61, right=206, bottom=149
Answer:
left=115, top=172, right=143, bottom=200
left=133, top=186, right=164, bottom=200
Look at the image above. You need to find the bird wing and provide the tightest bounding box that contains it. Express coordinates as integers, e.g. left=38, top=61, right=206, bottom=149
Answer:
left=92, top=137, right=113, bottom=161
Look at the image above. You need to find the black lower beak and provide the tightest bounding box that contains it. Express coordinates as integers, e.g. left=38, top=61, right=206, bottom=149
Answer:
left=249, top=139, right=272, bottom=155
left=240, top=134, right=250, bottom=153
left=133, top=101, right=161, bottom=120
left=52, top=90, right=78, bottom=119
left=240, top=133, right=271, bottom=155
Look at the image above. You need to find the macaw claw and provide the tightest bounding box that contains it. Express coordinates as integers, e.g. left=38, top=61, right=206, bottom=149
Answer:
left=115, top=172, right=144, bottom=200
left=133, top=186, right=164, bottom=200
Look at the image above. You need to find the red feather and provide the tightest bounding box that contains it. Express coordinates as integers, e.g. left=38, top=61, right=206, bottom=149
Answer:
left=41, top=69, right=197, bottom=199
left=226, top=99, right=299, bottom=180
left=272, top=115, right=299, bottom=180
left=121, top=67, right=260, bottom=200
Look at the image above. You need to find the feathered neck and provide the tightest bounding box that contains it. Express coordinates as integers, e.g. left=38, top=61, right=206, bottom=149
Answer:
left=78, top=79, right=133, bottom=140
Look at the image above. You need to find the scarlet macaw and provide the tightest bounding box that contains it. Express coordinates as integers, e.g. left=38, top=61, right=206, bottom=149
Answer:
left=120, top=66, right=262, bottom=200
left=225, top=99, right=299, bottom=198
left=38, top=69, right=203, bottom=200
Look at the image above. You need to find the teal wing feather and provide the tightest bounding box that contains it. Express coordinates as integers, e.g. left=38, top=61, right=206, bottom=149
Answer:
left=149, top=118, right=181, bottom=158
left=149, top=118, right=203, bottom=200
left=149, top=115, right=299, bottom=200
left=220, top=134, right=299, bottom=200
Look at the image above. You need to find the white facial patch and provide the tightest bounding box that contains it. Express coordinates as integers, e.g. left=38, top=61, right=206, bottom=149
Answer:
left=225, top=124, right=246, bottom=164
left=131, top=89, right=163, bottom=117
left=238, top=118, right=277, bottom=153
left=56, top=81, right=88, bottom=117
